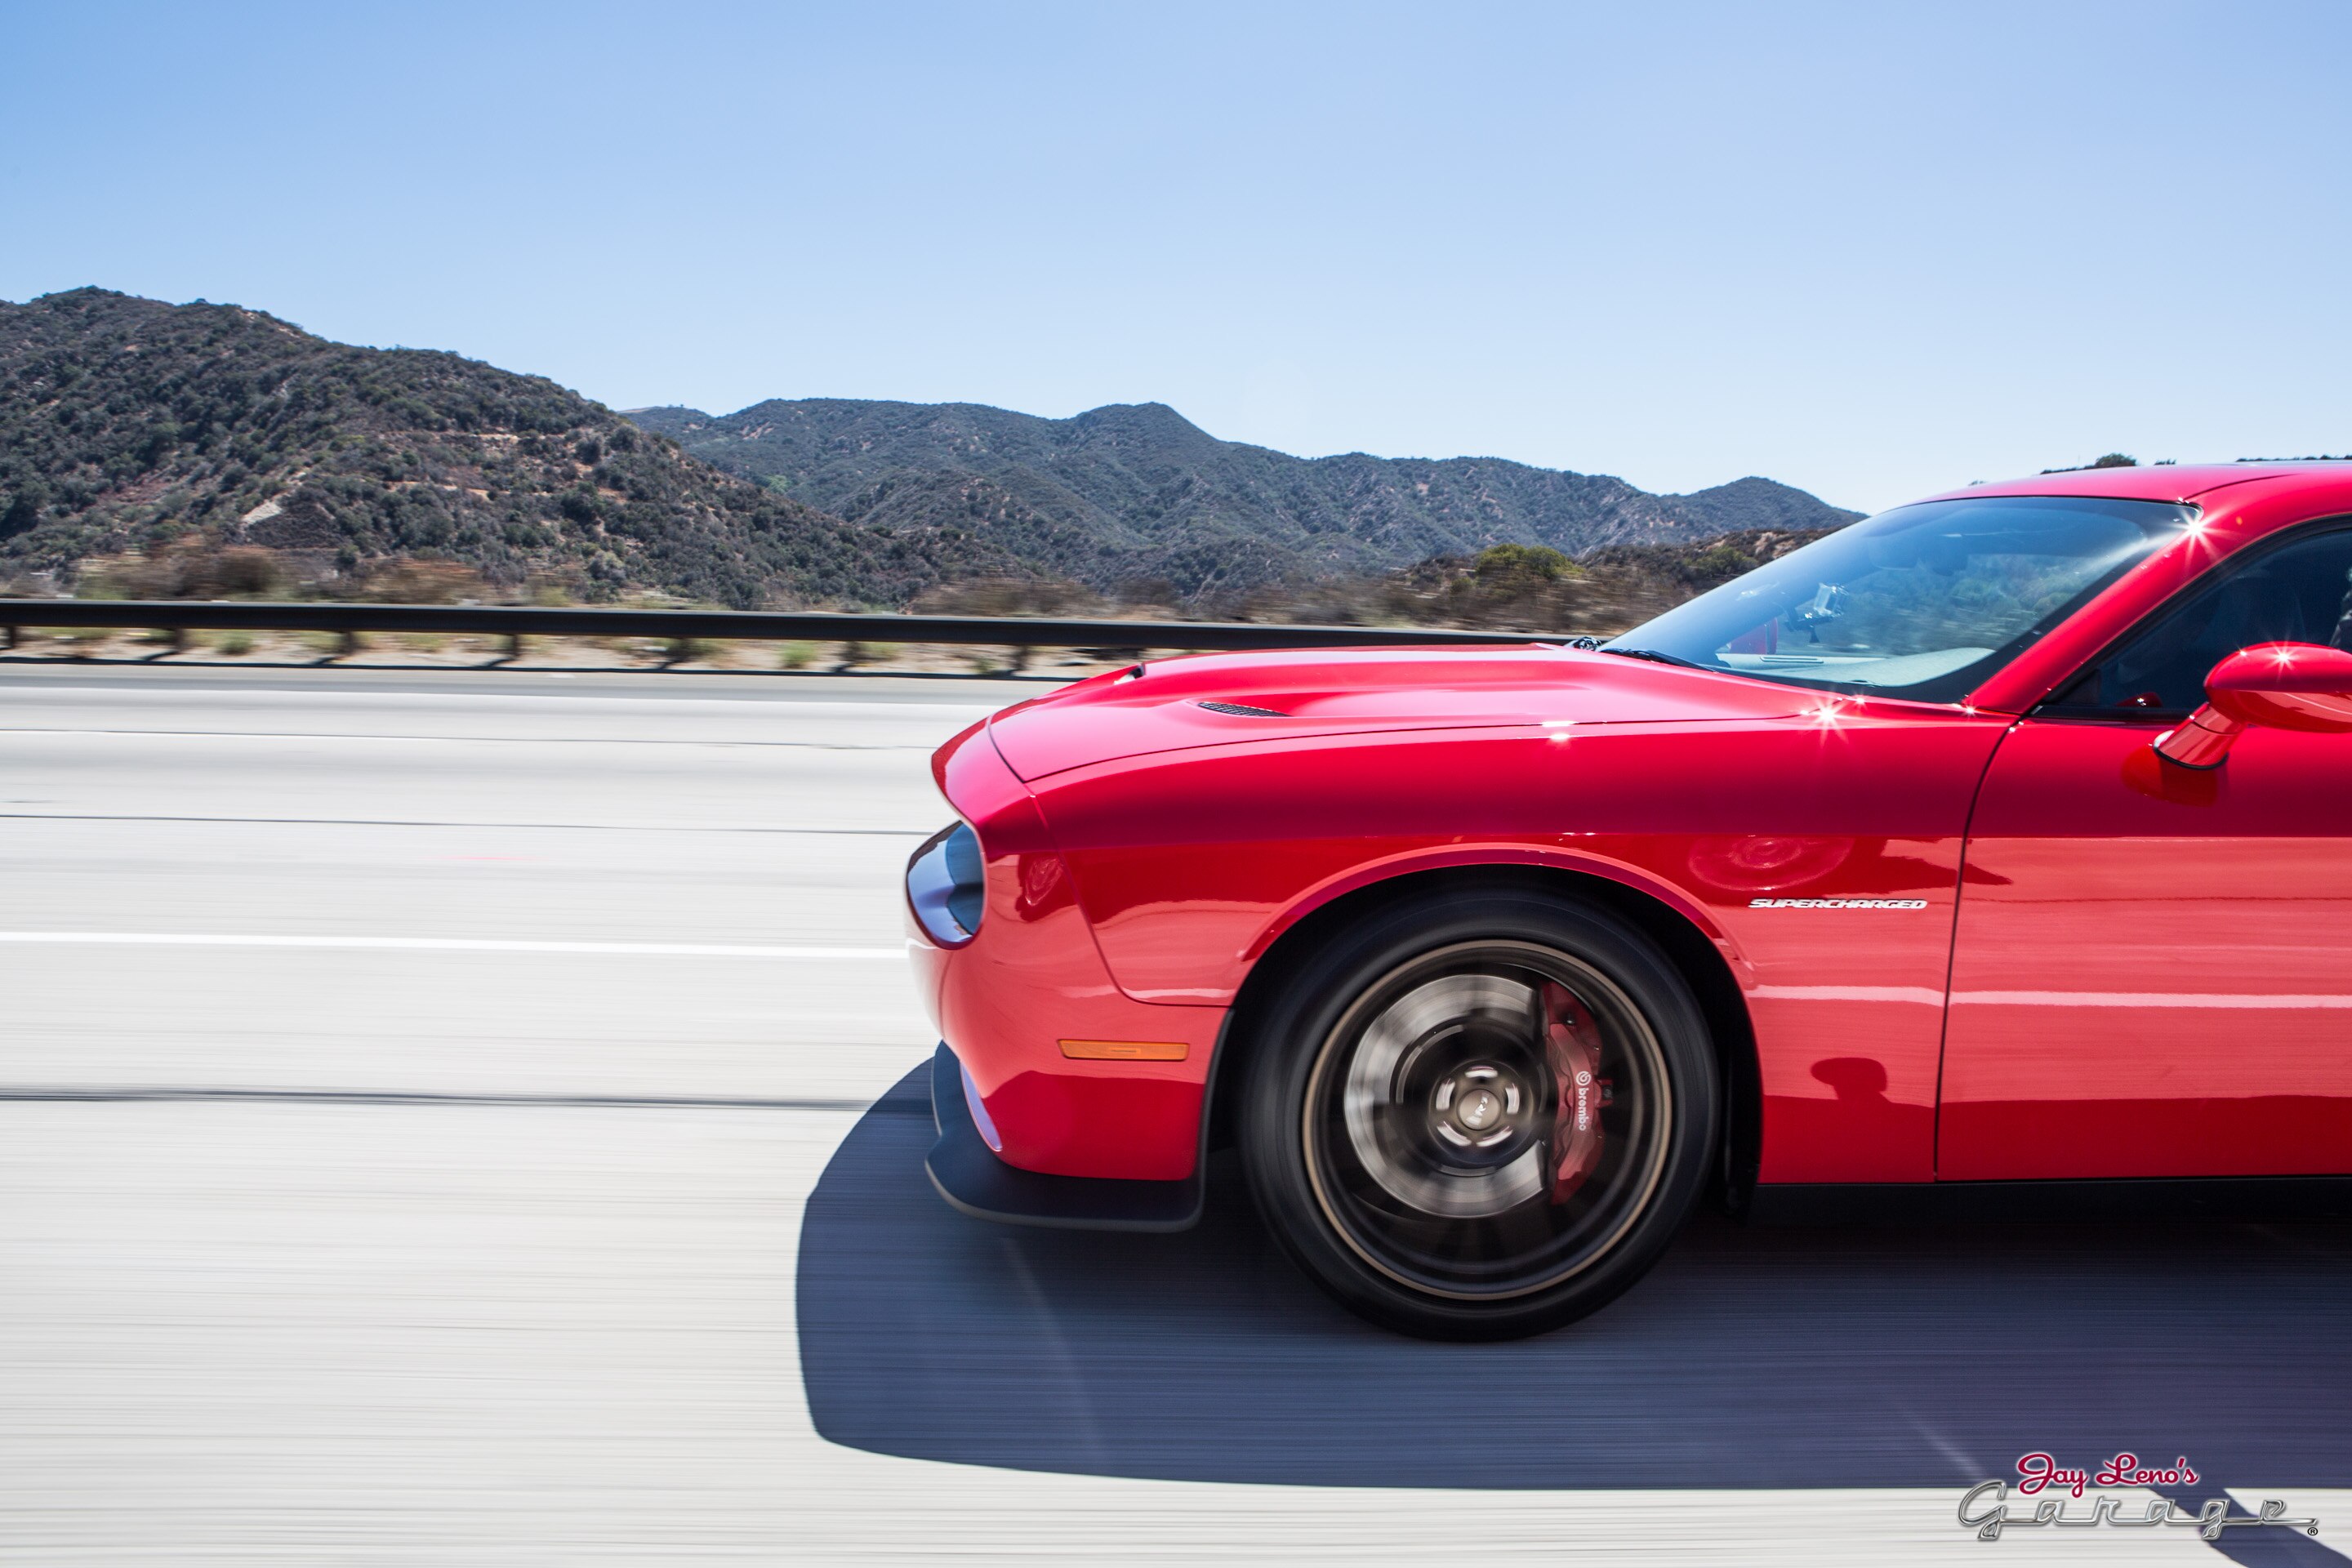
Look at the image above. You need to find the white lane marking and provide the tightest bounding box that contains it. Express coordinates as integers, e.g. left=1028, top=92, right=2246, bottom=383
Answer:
left=0, top=728, right=935, bottom=750
left=0, top=932, right=905, bottom=958
left=0, top=686, right=1002, bottom=718
left=0, top=812, right=931, bottom=835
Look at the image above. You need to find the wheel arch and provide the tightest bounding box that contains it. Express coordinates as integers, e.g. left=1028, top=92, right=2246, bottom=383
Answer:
left=1204, top=863, right=1762, bottom=1212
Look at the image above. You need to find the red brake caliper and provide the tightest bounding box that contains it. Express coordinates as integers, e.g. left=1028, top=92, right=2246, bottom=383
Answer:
left=1542, top=982, right=1606, bottom=1204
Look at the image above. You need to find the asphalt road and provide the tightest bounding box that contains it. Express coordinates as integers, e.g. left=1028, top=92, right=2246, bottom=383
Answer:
left=2, top=660, right=2346, bottom=1565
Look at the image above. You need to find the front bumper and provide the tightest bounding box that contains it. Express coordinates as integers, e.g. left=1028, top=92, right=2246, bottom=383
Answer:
left=912, top=718, right=1222, bottom=1183
left=923, top=1045, right=1203, bottom=1232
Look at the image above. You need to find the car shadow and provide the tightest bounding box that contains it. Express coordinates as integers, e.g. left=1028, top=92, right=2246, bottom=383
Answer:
left=798, top=1062, right=2352, bottom=1490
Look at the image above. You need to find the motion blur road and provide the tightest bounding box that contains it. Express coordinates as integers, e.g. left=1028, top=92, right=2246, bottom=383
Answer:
left=2, top=662, right=2347, bottom=1565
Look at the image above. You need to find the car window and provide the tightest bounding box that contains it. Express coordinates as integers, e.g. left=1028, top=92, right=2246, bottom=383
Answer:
left=1606, top=496, right=2189, bottom=702
left=2043, top=521, right=2352, bottom=718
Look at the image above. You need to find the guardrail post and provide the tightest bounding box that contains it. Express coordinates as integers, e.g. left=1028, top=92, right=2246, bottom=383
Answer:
left=2, top=626, right=16, bottom=650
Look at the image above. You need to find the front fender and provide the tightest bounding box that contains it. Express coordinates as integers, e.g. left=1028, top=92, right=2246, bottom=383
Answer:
left=1238, top=840, right=1735, bottom=966
left=1030, top=712, right=2009, bottom=1183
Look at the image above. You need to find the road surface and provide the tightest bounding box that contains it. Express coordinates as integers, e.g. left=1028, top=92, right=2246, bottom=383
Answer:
left=2, top=661, right=2345, bottom=1564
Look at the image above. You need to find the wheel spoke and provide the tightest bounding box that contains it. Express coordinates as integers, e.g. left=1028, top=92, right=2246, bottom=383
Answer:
left=1304, top=940, right=1669, bottom=1301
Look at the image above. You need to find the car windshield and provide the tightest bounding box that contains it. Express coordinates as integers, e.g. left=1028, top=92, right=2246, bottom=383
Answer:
left=1603, top=495, right=2193, bottom=702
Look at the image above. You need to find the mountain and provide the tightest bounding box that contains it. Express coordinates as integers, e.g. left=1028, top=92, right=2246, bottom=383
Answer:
left=0, top=289, right=1002, bottom=607
left=0, top=288, right=1860, bottom=613
left=627, top=399, right=1861, bottom=599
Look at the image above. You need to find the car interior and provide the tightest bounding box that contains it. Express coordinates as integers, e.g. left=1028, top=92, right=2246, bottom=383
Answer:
left=2045, top=523, right=2352, bottom=717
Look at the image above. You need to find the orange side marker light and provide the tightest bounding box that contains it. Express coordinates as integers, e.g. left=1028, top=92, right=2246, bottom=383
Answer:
left=1058, top=1040, right=1189, bottom=1062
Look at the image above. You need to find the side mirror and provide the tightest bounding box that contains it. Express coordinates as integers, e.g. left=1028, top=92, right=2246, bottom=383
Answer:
left=2154, top=642, right=2352, bottom=768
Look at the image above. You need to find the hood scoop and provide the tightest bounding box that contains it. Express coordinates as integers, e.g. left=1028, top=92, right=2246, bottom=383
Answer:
left=985, top=646, right=1811, bottom=782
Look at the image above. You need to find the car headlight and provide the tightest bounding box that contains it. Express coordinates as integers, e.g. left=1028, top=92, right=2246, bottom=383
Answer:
left=906, top=822, right=986, bottom=946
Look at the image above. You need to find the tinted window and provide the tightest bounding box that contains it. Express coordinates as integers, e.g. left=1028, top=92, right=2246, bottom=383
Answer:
left=2046, top=522, right=2352, bottom=717
left=1606, top=496, right=2189, bottom=702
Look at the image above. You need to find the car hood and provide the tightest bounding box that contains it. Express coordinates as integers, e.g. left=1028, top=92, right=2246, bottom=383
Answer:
left=984, top=645, right=1815, bottom=782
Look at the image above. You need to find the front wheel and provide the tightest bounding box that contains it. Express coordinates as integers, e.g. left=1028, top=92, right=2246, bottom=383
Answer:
left=1237, top=889, right=1718, bottom=1339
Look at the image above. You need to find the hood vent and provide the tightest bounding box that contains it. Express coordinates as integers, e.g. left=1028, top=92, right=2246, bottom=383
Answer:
left=1196, top=700, right=1289, bottom=718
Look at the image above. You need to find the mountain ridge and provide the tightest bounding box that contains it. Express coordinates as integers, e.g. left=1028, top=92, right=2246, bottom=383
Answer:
left=0, top=289, right=999, bottom=607
left=628, top=397, right=1860, bottom=600
left=0, top=287, right=1860, bottom=612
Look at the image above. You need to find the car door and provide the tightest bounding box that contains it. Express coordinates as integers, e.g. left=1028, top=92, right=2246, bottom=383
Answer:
left=1939, top=520, right=2352, bottom=1179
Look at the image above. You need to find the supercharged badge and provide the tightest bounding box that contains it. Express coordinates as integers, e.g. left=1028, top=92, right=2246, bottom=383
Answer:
left=1748, top=898, right=1929, bottom=909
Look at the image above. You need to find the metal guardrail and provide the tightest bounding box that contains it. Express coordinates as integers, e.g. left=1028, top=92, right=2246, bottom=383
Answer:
left=0, top=599, right=1552, bottom=653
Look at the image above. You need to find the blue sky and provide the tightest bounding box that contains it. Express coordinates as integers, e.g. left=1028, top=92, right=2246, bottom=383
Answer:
left=5, top=1, right=2347, bottom=512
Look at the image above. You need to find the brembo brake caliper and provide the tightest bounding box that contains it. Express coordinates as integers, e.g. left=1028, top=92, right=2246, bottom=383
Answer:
left=1541, top=982, right=1606, bottom=1204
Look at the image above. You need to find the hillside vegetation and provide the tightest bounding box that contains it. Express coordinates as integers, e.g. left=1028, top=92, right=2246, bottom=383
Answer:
left=921, top=532, right=1830, bottom=639
left=0, top=290, right=1000, bottom=607
left=1, top=289, right=1860, bottom=618
left=630, top=399, right=1860, bottom=600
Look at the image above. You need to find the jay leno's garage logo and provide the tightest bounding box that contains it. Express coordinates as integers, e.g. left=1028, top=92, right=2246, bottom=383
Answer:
left=1959, top=1452, right=2319, bottom=1542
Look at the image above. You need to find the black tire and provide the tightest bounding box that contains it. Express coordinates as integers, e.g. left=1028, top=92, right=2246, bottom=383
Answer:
left=1237, top=888, right=1718, bottom=1340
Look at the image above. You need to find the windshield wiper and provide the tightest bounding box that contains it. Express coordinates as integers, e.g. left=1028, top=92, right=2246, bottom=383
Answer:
left=1598, top=646, right=1707, bottom=671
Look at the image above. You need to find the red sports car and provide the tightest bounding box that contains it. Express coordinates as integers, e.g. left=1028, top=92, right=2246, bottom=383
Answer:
left=904, top=462, right=2352, bottom=1339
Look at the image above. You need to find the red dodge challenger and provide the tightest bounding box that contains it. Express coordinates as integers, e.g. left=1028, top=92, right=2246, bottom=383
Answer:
left=903, top=462, right=2352, bottom=1338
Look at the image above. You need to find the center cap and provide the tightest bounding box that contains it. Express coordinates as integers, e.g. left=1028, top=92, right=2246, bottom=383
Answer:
left=1457, top=1087, right=1503, bottom=1131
